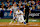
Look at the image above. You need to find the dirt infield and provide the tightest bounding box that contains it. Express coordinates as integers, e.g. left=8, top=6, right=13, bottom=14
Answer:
left=0, top=22, right=40, bottom=27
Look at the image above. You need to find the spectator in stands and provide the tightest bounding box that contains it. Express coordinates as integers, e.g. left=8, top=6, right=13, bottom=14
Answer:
left=36, top=2, right=40, bottom=10
left=37, top=6, right=40, bottom=10
left=29, top=9, right=31, bottom=14
left=12, top=0, right=14, bottom=4
left=22, top=0, right=27, bottom=5
left=32, top=6, right=35, bottom=10
left=12, top=2, right=17, bottom=7
left=18, top=3, right=22, bottom=8
left=7, top=2, right=10, bottom=7
left=14, top=2, right=16, bottom=5
left=6, top=0, right=9, bottom=3
left=37, top=3, right=40, bottom=10
left=1, top=2, right=4, bottom=7
left=29, top=7, right=32, bottom=10
left=21, top=2, right=23, bottom=6
left=7, top=7, right=10, bottom=10
left=0, top=5, right=5, bottom=10
left=18, top=1, right=22, bottom=5
left=18, top=3, right=23, bottom=11
left=7, top=5, right=12, bottom=11
left=39, top=3, right=40, bottom=9
left=31, top=0, right=35, bottom=4
left=36, top=1, right=39, bottom=9
left=6, top=2, right=10, bottom=9
left=28, top=0, right=35, bottom=5
left=37, top=0, right=40, bottom=3
left=18, top=1, right=21, bottom=4
left=0, top=8, right=2, bottom=11
left=31, top=2, right=35, bottom=7
left=26, top=3, right=30, bottom=7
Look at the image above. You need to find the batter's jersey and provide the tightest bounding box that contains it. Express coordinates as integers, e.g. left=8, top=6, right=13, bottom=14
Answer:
left=16, top=10, right=23, bottom=16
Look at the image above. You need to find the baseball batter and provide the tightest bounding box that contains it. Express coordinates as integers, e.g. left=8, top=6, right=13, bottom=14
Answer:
left=16, top=8, right=25, bottom=23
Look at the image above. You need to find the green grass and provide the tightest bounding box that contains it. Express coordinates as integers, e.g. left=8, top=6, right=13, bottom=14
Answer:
left=0, top=19, right=40, bottom=22
left=0, top=19, right=13, bottom=22
left=28, top=19, right=40, bottom=22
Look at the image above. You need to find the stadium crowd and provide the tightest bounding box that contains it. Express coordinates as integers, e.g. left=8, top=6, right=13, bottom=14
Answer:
left=0, top=0, right=40, bottom=13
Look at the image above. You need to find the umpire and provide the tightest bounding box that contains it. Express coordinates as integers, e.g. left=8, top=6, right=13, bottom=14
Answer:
left=25, top=3, right=30, bottom=23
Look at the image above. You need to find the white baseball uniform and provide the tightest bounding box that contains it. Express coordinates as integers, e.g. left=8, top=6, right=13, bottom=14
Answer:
left=12, top=7, right=18, bottom=19
left=16, top=10, right=25, bottom=22
left=8, top=7, right=18, bottom=19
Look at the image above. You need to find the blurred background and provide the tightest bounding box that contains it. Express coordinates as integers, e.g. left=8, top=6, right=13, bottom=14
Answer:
left=0, top=0, right=40, bottom=22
